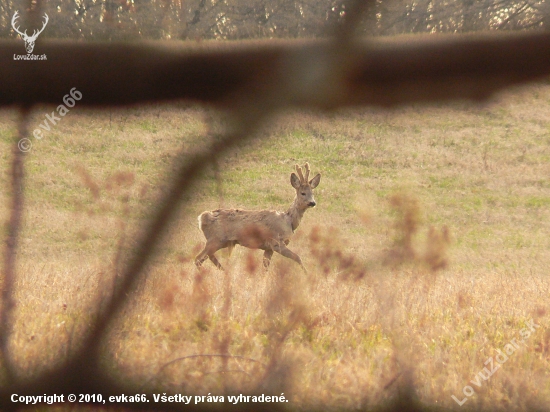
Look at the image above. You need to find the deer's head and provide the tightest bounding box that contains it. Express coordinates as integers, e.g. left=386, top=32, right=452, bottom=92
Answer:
left=291, top=163, right=321, bottom=210
left=12, top=11, right=49, bottom=54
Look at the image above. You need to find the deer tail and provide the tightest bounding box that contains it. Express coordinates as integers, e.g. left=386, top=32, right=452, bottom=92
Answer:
left=198, top=211, right=214, bottom=232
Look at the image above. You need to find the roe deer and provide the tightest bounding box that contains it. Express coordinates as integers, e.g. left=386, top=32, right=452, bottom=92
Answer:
left=195, top=163, right=321, bottom=271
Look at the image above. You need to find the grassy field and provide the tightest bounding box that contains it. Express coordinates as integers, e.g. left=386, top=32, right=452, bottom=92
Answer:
left=0, top=80, right=549, bottom=410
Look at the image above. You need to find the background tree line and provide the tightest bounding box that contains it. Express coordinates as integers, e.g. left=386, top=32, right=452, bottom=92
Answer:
left=1, top=0, right=550, bottom=41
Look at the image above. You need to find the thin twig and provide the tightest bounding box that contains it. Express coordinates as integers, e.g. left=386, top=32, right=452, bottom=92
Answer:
left=138, top=354, right=265, bottom=391
left=0, top=106, right=30, bottom=382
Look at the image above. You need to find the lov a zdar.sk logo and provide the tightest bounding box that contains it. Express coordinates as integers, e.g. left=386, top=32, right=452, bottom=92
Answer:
left=12, top=11, right=49, bottom=54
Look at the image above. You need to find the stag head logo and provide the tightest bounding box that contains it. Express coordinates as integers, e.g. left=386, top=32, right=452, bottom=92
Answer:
left=12, top=11, right=49, bottom=54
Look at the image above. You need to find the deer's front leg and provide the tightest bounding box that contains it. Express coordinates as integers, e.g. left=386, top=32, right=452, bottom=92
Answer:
left=263, top=249, right=274, bottom=269
left=272, top=244, right=306, bottom=272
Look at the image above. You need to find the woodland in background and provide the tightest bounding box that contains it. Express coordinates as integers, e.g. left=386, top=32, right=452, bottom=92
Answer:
left=1, top=0, right=550, bottom=41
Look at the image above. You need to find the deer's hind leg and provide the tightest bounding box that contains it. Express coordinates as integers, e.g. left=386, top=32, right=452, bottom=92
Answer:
left=208, top=254, right=223, bottom=270
left=195, top=240, right=226, bottom=270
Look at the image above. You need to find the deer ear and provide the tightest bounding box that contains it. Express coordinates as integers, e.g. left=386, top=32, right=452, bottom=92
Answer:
left=309, top=173, right=321, bottom=189
left=290, top=173, right=301, bottom=189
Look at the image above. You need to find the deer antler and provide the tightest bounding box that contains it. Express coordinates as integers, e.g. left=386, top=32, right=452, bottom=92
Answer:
left=29, top=13, right=49, bottom=40
left=11, top=11, right=27, bottom=38
left=295, top=164, right=305, bottom=183
left=304, top=163, right=310, bottom=182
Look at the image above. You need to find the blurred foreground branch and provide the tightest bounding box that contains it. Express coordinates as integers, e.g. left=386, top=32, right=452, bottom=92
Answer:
left=2, top=33, right=550, bottom=109
left=0, top=108, right=29, bottom=384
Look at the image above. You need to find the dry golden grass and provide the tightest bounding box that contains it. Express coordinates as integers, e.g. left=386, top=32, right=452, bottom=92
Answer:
left=1, top=83, right=550, bottom=410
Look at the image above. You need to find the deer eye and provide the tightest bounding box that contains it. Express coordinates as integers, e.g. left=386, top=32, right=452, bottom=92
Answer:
left=301, top=192, right=306, bottom=196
